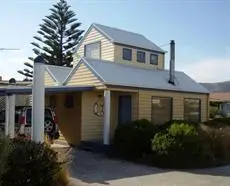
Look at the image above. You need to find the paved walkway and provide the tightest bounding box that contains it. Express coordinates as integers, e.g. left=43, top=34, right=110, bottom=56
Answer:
left=68, top=150, right=230, bottom=186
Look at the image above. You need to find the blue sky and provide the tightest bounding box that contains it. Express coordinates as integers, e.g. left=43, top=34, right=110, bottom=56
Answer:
left=0, top=0, right=228, bottom=82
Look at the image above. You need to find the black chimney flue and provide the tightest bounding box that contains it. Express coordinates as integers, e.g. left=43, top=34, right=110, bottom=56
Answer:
left=168, top=40, right=175, bottom=85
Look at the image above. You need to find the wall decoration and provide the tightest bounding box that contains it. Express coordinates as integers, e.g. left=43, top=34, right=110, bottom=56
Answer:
left=93, top=95, right=104, bottom=117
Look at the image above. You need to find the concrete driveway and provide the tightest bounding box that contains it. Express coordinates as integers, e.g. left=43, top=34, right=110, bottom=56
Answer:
left=68, top=150, right=230, bottom=186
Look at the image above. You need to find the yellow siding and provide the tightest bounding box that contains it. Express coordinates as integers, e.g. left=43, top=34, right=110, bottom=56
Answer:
left=44, top=71, right=56, bottom=86
left=73, top=27, right=114, bottom=66
left=67, top=63, right=105, bottom=89
left=139, top=90, right=209, bottom=122
left=110, top=91, right=139, bottom=139
left=46, top=93, right=82, bottom=145
left=114, top=44, right=165, bottom=69
left=81, top=91, right=104, bottom=141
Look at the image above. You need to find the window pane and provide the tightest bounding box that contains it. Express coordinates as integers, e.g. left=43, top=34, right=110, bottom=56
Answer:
left=150, top=54, right=158, bottom=65
left=184, top=99, right=201, bottom=122
left=85, top=42, right=100, bottom=59
left=123, top=48, right=132, bottom=60
left=152, top=97, right=172, bottom=124
left=137, top=51, right=145, bottom=63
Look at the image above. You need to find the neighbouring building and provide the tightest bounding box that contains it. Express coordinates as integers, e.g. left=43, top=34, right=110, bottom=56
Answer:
left=210, top=92, right=230, bottom=117
left=0, top=78, right=31, bottom=109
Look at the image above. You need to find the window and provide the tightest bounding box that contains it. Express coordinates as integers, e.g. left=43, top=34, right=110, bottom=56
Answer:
left=123, top=48, right=132, bottom=60
left=64, top=95, right=74, bottom=108
left=137, top=51, right=145, bottom=63
left=150, top=54, right=158, bottom=65
left=184, top=98, right=201, bottom=123
left=84, top=42, right=101, bottom=59
left=151, top=96, right=172, bottom=124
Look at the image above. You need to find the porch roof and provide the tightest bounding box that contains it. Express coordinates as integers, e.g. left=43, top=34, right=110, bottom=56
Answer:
left=0, top=85, right=94, bottom=96
left=45, top=65, right=72, bottom=85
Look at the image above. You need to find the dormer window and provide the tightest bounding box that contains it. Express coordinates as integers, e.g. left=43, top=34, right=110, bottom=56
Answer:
left=84, top=41, right=101, bottom=59
left=137, top=51, right=145, bottom=63
left=150, top=54, right=158, bottom=65
left=122, top=48, right=132, bottom=61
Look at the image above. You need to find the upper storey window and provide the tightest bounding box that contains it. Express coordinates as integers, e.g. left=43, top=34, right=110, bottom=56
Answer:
left=137, top=51, right=146, bottom=63
left=84, top=42, right=101, bottom=59
left=122, top=48, right=132, bottom=61
left=150, top=54, right=158, bottom=65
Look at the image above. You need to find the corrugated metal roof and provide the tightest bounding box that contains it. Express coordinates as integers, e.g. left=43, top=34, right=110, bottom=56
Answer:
left=93, top=23, right=165, bottom=53
left=45, top=65, right=72, bottom=85
left=81, top=58, right=209, bottom=94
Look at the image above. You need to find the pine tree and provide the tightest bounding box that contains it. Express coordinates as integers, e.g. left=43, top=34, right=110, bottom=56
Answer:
left=18, top=0, right=84, bottom=79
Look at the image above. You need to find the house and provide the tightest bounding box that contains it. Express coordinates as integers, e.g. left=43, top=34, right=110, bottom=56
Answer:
left=0, top=78, right=31, bottom=109
left=0, top=23, right=209, bottom=146
left=210, top=92, right=230, bottom=117
left=43, top=23, right=209, bottom=146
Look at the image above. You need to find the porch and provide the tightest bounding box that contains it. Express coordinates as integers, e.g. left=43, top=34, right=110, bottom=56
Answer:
left=0, top=86, right=139, bottom=146
left=46, top=89, right=138, bottom=146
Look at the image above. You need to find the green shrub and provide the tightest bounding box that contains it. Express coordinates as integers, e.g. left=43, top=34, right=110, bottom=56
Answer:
left=0, top=139, right=64, bottom=186
left=0, top=133, right=12, bottom=186
left=204, top=117, right=230, bottom=128
left=113, top=119, right=155, bottom=159
left=198, top=125, right=230, bottom=165
left=151, top=133, right=176, bottom=156
left=209, top=106, right=218, bottom=118
left=151, top=122, right=203, bottom=168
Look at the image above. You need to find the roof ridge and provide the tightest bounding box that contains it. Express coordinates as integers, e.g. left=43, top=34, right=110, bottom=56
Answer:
left=84, top=57, right=185, bottom=73
left=45, top=64, right=72, bottom=69
left=93, top=22, right=145, bottom=37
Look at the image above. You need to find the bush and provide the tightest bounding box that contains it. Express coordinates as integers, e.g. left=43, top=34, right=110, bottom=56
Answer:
left=151, top=122, right=203, bottom=168
left=204, top=117, right=230, bottom=128
left=0, top=133, right=11, bottom=186
left=199, top=124, right=230, bottom=165
left=0, top=138, right=67, bottom=186
left=209, top=106, right=218, bottom=118
left=113, top=119, right=155, bottom=159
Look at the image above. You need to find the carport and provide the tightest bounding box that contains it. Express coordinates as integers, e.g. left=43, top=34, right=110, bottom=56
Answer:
left=0, top=85, right=94, bottom=144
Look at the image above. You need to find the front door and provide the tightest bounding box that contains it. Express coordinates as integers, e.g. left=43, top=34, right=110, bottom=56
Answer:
left=118, top=95, right=132, bottom=125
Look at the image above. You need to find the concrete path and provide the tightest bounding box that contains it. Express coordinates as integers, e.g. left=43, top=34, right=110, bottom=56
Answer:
left=68, top=150, right=230, bottom=186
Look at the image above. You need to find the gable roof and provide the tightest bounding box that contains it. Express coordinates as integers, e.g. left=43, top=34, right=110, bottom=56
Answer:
left=66, top=58, right=209, bottom=94
left=75, top=23, right=165, bottom=54
left=45, top=65, right=72, bottom=85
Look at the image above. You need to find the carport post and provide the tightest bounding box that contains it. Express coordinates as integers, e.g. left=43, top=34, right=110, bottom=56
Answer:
left=32, top=55, right=45, bottom=143
left=103, top=90, right=111, bottom=145
left=5, top=95, right=9, bottom=136
left=8, top=94, right=15, bottom=138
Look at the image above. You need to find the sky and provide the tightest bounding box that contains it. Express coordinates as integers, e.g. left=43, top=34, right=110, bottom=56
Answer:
left=0, top=0, right=229, bottom=82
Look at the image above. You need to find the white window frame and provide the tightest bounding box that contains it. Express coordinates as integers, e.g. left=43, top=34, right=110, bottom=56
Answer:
left=84, top=41, right=101, bottom=59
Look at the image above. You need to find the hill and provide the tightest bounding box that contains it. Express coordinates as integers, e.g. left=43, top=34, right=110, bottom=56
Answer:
left=200, top=81, right=230, bottom=92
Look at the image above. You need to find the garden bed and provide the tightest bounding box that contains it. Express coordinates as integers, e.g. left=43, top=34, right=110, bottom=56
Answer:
left=110, top=119, right=230, bottom=169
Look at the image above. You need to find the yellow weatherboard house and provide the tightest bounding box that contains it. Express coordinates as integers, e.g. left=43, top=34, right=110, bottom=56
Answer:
left=44, top=23, right=209, bottom=146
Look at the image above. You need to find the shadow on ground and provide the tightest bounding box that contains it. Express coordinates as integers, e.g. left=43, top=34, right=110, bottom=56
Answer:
left=68, top=149, right=230, bottom=185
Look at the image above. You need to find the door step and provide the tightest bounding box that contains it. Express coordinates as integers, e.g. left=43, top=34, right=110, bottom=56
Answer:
left=78, top=141, right=109, bottom=153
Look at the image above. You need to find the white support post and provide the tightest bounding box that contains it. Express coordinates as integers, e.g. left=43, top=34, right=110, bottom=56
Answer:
left=103, top=90, right=111, bottom=145
left=5, top=95, right=9, bottom=136
left=32, top=56, right=45, bottom=143
left=8, top=94, right=15, bottom=138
